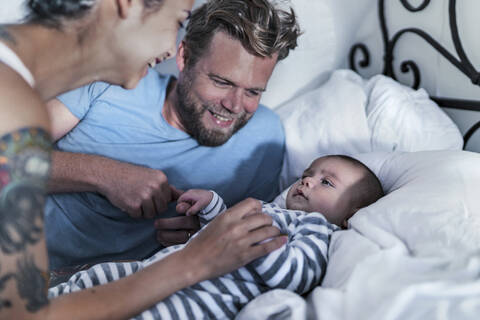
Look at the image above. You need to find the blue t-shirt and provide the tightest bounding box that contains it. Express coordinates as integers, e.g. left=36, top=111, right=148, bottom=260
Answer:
left=45, top=69, right=285, bottom=269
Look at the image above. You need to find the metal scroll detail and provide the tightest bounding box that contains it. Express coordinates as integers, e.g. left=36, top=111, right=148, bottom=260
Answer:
left=349, top=0, right=480, bottom=148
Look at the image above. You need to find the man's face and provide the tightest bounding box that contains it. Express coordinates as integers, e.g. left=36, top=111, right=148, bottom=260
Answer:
left=175, top=31, right=278, bottom=146
left=286, top=157, right=366, bottom=226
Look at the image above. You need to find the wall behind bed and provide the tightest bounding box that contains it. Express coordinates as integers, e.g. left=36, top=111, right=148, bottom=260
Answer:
left=350, top=0, right=480, bottom=152
left=0, top=0, right=25, bottom=23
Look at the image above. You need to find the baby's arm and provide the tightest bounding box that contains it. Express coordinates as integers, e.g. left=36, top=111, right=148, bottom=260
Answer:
left=247, top=207, right=338, bottom=294
left=177, top=189, right=227, bottom=227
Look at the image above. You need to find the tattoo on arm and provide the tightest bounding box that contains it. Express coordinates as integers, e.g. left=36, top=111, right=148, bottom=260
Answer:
left=0, top=128, right=51, bottom=253
left=0, top=26, right=16, bottom=44
left=0, top=128, right=52, bottom=313
left=15, top=255, right=50, bottom=312
left=0, top=268, right=14, bottom=310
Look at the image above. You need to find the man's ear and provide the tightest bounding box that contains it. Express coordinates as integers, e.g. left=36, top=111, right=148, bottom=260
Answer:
left=177, top=41, right=187, bottom=72
left=115, top=0, right=133, bottom=19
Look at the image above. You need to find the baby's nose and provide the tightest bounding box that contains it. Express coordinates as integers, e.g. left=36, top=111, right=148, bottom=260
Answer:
left=302, top=177, right=314, bottom=188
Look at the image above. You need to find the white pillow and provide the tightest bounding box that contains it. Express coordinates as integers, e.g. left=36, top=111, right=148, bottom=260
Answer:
left=277, top=70, right=463, bottom=189
left=365, top=75, right=463, bottom=152
left=277, top=70, right=372, bottom=189
left=352, top=150, right=480, bottom=256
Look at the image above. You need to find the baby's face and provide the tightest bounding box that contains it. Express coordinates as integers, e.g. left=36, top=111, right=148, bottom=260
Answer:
left=286, top=157, right=365, bottom=226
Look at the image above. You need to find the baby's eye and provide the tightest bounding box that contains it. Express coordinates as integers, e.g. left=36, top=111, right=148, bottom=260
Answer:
left=321, top=179, right=333, bottom=187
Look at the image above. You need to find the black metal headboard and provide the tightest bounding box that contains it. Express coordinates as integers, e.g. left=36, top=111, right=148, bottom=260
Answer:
left=349, top=0, right=480, bottom=148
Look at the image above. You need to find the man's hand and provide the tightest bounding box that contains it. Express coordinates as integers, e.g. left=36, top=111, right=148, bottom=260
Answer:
left=99, top=162, right=182, bottom=219
left=176, top=189, right=213, bottom=216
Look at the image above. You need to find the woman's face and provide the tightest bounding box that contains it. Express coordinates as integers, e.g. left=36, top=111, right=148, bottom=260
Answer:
left=112, top=0, right=194, bottom=89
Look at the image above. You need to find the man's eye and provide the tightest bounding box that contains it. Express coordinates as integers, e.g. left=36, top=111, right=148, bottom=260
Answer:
left=213, top=79, right=229, bottom=87
left=246, top=90, right=260, bottom=97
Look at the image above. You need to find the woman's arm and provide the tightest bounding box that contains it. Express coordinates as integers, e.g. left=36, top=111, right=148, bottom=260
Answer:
left=0, top=77, right=286, bottom=320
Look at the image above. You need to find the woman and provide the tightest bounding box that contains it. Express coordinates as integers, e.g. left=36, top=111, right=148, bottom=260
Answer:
left=0, top=0, right=286, bottom=319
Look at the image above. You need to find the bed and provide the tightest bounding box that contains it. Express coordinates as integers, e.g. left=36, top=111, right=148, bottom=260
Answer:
left=3, top=0, right=479, bottom=318
left=233, top=1, right=480, bottom=319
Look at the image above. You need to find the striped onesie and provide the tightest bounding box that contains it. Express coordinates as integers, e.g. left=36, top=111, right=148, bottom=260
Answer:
left=49, top=192, right=338, bottom=319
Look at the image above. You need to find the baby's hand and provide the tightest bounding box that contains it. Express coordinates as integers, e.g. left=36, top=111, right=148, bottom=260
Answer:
left=176, top=189, right=214, bottom=216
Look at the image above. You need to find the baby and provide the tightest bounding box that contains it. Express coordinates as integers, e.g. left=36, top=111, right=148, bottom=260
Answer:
left=49, top=155, right=383, bottom=319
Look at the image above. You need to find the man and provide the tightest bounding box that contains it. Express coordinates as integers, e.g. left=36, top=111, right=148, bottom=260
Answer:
left=45, top=0, right=301, bottom=270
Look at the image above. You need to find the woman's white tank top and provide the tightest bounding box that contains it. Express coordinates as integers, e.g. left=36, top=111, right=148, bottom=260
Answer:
left=0, top=41, right=35, bottom=87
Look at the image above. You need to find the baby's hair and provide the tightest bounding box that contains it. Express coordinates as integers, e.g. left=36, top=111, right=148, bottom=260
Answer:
left=326, top=155, right=384, bottom=210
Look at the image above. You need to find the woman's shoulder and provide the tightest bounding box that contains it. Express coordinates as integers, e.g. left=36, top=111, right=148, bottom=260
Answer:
left=0, top=64, right=50, bottom=137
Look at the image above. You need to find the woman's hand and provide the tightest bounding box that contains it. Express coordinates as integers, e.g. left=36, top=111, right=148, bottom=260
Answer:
left=176, top=189, right=213, bottom=215
left=179, top=198, right=287, bottom=281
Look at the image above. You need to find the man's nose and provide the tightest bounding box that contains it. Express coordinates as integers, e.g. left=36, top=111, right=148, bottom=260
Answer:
left=221, top=89, right=243, bottom=114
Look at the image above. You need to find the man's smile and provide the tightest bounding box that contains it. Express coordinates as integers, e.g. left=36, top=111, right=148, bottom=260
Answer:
left=205, top=108, right=236, bottom=128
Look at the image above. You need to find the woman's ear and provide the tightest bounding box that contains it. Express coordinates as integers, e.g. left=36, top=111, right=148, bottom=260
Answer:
left=115, top=0, right=133, bottom=19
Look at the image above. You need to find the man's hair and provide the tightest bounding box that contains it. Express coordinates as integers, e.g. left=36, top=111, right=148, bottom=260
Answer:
left=328, top=155, right=384, bottom=211
left=25, top=0, right=165, bottom=29
left=183, top=0, right=301, bottom=68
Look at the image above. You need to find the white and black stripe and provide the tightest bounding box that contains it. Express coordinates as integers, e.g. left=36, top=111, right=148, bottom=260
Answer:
left=49, top=192, right=338, bottom=319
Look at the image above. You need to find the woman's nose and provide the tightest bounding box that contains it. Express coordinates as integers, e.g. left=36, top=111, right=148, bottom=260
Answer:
left=166, top=46, right=176, bottom=61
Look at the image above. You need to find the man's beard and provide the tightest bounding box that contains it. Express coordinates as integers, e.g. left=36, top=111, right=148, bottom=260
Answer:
left=175, top=74, right=250, bottom=147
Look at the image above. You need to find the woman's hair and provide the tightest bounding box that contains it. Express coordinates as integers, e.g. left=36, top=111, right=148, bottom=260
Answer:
left=183, top=0, right=301, bottom=69
left=25, top=0, right=165, bottom=29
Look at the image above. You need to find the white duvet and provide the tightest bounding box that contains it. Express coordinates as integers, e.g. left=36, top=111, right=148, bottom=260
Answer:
left=238, top=151, right=480, bottom=320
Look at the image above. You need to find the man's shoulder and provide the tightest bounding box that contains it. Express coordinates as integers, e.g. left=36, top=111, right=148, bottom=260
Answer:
left=99, top=69, right=171, bottom=97
left=252, top=105, right=281, bottom=123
